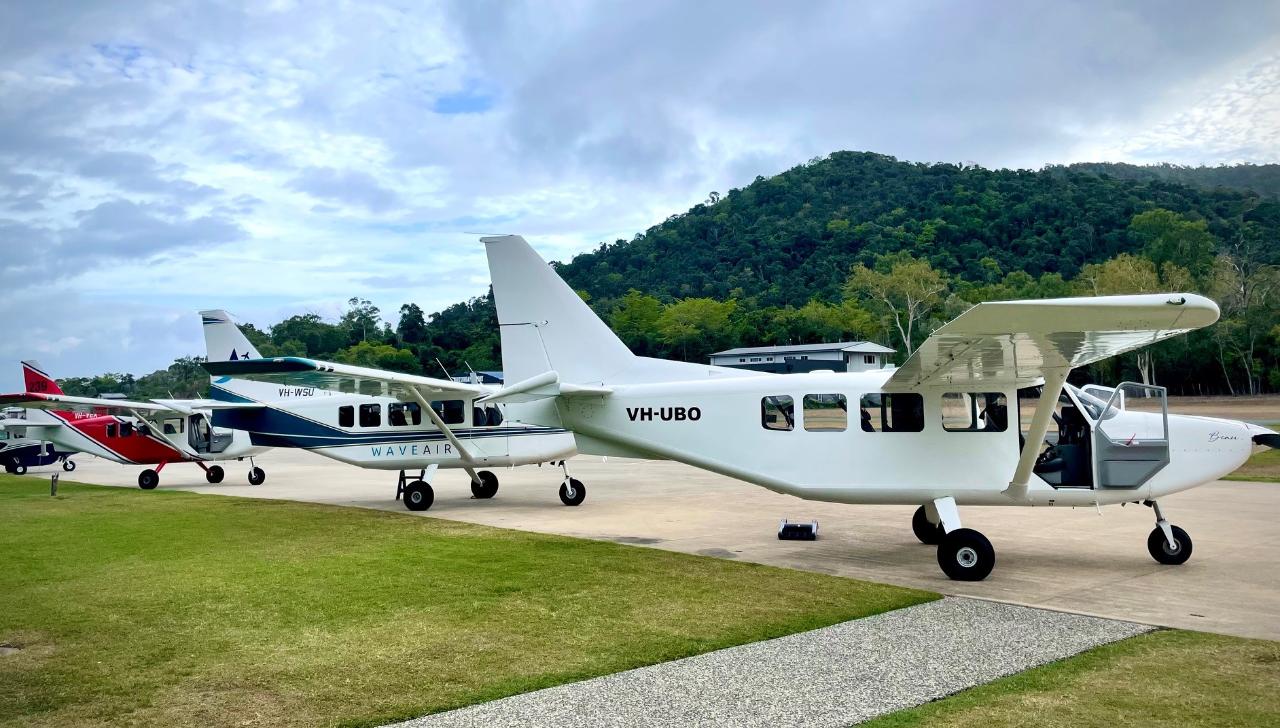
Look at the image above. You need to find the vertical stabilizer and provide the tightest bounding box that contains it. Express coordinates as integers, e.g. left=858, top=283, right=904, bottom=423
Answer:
left=21, top=360, right=63, bottom=395
left=482, top=235, right=636, bottom=384
left=200, top=310, right=263, bottom=363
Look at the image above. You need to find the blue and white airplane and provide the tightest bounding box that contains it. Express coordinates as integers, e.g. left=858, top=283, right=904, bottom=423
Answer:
left=198, top=311, right=581, bottom=511
left=0, top=362, right=79, bottom=475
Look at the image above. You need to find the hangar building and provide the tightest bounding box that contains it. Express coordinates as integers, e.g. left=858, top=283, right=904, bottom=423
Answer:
left=709, top=341, right=895, bottom=374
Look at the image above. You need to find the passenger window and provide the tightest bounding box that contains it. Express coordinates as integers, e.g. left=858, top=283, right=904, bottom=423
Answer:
left=359, top=403, right=381, bottom=427
left=388, top=403, right=422, bottom=427
left=761, top=396, right=794, bottom=431
left=120, top=422, right=135, bottom=437
left=942, top=392, right=1008, bottom=432
left=430, top=400, right=466, bottom=425
left=803, top=394, right=847, bottom=432
left=859, top=393, right=924, bottom=432
left=106, top=423, right=117, bottom=438
left=485, top=405, right=503, bottom=427
left=338, top=405, right=354, bottom=428
left=163, top=421, right=177, bottom=435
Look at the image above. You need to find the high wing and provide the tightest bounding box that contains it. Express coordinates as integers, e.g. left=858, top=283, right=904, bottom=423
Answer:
left=0, top=392, right=177, bottom=416
left=0, top=393, right=261, bottom=417
left=202, top=357, right=488, bottom=401
left=884, top=293, right=1220, bottom=391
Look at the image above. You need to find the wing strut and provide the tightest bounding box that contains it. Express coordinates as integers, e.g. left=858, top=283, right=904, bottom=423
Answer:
left=406, top=388, right=480, bottom=483
left=1004, top=368, right=1069, bottom=500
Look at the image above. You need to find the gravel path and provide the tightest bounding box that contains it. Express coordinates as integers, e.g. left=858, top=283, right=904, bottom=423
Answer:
left=388, top=597, right=1152, bottom=728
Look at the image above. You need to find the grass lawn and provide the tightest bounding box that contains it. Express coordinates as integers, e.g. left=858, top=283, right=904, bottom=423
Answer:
left=0, top=476, right=935, bottom=728
left=860, top=629, right=1280, bottom=728
left=1224, top=422, right=1280, bottom=483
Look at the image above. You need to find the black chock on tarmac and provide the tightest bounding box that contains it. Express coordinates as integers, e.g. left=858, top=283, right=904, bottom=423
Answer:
left=778, top=519, right=818, bottom=540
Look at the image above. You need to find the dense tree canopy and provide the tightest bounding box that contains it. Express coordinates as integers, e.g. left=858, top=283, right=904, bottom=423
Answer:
left=59, top=152, right=1280, bottom=398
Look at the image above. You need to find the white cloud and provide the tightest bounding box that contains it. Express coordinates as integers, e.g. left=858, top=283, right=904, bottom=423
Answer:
left=0, top=0, right=1278, bottom=388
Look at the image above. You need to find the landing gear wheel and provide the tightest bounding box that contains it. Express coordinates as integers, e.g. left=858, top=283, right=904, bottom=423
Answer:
left=205, top=465, right=225, bottom=484
left=62, top=459, right=76, bottom=472
left=3, top=463, right=13, bottom=474
left=559, top=478, right=586, bottom=506
left=404, top=481, right=434, bottom=511
left=247, top=467, right=266, bottom=486
left=11, top=463, right=27, bottom=476
left=470, top=470, right=499, bottom=499
left=912, top=505, right=943, bottom=545
left=1147, top=525, right=1192, bottom=565
left=937, top=528, right=995, bottom=581
left=138, top=469, right=159, bottom=490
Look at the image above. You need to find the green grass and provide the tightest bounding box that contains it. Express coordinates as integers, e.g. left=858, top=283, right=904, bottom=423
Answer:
left=1224, top=422, right=1280, bottom=482
left=860, top=629, right=1280, bottom=728
left=0, top=476, right=935, bottom=728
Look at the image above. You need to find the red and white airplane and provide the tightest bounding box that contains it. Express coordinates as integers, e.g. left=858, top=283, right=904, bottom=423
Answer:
left=0, top=361, right=271, bottom=489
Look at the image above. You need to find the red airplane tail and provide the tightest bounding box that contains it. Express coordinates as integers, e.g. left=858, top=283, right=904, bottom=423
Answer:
left=22, top=360, right=64, bottom=395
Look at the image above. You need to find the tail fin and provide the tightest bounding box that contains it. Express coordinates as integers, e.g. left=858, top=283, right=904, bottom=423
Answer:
left=21, top=360, right=63, bottom=395
left=483, top=235, right=636, bottom=384
left=200, top=310, right=263, bottom=362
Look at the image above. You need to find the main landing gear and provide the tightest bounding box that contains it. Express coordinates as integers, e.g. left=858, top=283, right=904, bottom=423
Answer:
left=395, top=462, right=587, bottom=511
left=1146, top=500, right=1192, bottom=566
left=914, top=498, right=995, bottom=581
left=140, top=460, right=268, bottom=490
left=913, top=497, right=1196, bottom=580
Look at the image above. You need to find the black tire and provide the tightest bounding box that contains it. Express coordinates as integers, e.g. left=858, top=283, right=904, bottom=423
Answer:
left=912, top=505, right=943, bottom=545
left=138, top=469, right=159, bottom=490
left=247, top=467, right=266, bottom=486
left=559, top=478, right=586, bottom=506
left=470, top=470, right=499, bottom=499
left=62, top=459, right=76, bottom=472
left=12, top=464, right=27, bottom=476
left=404, top=480, right=434, bottom=511
left=1147, top=525, right=1192, bottom=565
left=205, top=465, right=225, bottom=484
left=937, top=528, right=995, bottom=581
left=3, top=463, right=13, bottom=474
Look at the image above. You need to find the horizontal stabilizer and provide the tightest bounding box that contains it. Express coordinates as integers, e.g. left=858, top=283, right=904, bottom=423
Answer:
left=886, top=293, right=1220, bottom=390
left=476, top=371, right=613, bottom=404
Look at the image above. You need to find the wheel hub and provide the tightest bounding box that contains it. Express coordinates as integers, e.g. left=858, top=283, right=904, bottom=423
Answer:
left=956, top=546, right=978, bottom=568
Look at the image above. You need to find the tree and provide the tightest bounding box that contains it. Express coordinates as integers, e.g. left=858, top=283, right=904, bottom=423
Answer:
left=656, top=298, right=737, bottom=360
left=1129, top=209, right=1216, bottom=281
left=341, top=297, right=382, bottom=344
left=1207, top=248, right=1280, bottom=395
left=844, top=253, right=949, bottom=356
left=333, top=341, right=421, bottom=374
left=610, top=290, right=663, bottom=356
left=396, top=303, right=428, bottom=345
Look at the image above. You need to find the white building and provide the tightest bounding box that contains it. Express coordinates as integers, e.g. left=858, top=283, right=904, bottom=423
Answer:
left=709, top=341, right=896, bottom=374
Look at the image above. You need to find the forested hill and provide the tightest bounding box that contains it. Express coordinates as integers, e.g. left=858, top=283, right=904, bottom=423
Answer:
left=554, top=152, right=1276, bottom=307
left=60, top=151, right=1280, bottom=399
left=1065, top=161, right=1280, bottom=199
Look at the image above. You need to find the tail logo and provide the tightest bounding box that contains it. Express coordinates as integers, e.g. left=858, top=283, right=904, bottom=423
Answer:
left=228, top=350, right=252, bottom=361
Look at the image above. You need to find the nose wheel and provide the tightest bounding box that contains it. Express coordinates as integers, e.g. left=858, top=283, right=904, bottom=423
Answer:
left=559, top=478, right=586, bottom=506
left=1146, top=500, right=1192, bottom=565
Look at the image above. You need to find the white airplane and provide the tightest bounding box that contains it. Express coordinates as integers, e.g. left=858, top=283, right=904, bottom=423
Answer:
left=198, top=310, right=581, bottom=510
left=474, top=234, right=1278, bottom=581
left=0, top=361, right=271, bottom=489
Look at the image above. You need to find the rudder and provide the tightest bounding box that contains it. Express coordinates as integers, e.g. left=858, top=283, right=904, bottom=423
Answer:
left=200, top=310, right=263, bottom=363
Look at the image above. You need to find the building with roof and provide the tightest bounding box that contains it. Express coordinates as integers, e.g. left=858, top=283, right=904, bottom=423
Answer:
left=709, top=341, right=895, bottom=374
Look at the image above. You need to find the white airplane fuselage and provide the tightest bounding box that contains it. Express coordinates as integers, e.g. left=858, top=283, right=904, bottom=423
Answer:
left=520, top=369, right=1261, bottom=507
left=209, top=378, right=576, bottom=470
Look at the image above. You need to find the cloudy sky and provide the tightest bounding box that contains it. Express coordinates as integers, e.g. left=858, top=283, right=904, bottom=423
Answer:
left=1, top=0, right=1278, bottom=389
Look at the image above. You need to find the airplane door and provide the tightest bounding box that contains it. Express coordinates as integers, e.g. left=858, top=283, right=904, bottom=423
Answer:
left=1087, top=382, right=1171, bottom=489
